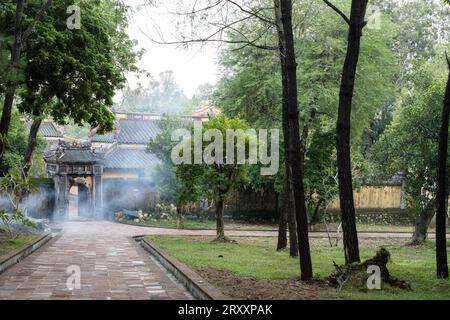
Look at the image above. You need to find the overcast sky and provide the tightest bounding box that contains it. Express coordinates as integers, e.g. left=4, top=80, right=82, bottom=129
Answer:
left=122, top=0, right=221, bottom=98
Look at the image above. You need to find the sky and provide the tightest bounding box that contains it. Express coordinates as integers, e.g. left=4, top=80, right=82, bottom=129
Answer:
left=122, top=0, right=221, bottom=98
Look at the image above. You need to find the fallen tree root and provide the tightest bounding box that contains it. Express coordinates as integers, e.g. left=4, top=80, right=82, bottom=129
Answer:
left=326, top=248, right=411, bottom=291
left=210, top=235, right=238, bottom=244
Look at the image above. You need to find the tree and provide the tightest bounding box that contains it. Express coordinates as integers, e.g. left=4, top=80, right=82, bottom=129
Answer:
left=0, top=0, right=52, bottom=162
left=322, top=0, right=369, bottom=264
left=147, top=115, right=201, bottom=228
left=0, top=0, right=140, bottom=178
left=0, top=111, right=45, bottom=176
left=147, top=0, right=313, bottom=278
left=186, top=83, right=216, bottom=113
left=121, top=71, right=188, bottom=114
left=216, top=0, right=395, bottom=259
left=373, top=0, right=450, bottom=87
left=176, top=115, right=250, bottom=241
left=435, top=0, right=450, bottom=281
left=374, top=59, right=449, bottom=245
left=274, top=0, right=313, bottom=279
left=436, top=52, right=449, bottom=278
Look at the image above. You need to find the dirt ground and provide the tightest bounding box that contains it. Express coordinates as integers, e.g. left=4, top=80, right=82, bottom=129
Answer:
left=196, top=267, right=331, bottom=300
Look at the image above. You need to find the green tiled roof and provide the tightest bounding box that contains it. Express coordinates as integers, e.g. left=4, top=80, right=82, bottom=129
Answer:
left=37, top=122, right=63, bottom=138
left=91, top=131, right=115, bottom=143
left=104, top=147, right=159, bottom=170
left=91, top=119, right=161, bottom=145
left=118, top=120, right=161, bottom=144
left=44, top=148, right=103, bottom=164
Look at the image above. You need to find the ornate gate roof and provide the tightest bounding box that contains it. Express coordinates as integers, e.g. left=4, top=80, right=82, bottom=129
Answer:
left=44, top=141, right=104, bottom=176
left=44, top=141, right=104, bottom=164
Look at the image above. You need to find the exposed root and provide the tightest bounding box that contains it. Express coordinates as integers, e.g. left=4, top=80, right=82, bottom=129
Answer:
left=211, top=235, right=238, bottom=244
left=326, top=248, right=411, bottom=291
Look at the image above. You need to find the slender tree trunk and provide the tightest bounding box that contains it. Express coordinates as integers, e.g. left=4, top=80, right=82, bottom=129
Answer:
left=215, top=196, right=225, bottom=240
left=176, top=204, right=184, bottom=229
left=0, top=0, right=25, bottom=161
left=435, top=56, right=450, bottom=278
left=22, top=119, right=42, bottom=179
left=335, top=0, right=368, bottom=264
left=277, top=188, right=287, bottom=251
left=287, top=176, right=299, bottom=257
left=275, top=0, right=313, bottom=280
left=412, top=208, right=435, bottom=244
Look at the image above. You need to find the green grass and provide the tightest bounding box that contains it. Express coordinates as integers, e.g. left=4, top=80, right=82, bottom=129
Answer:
left=124, top=218, right=276, bottom=231
left=123, top=218, right=420, bottom=233
left=0, top=236, right=37, bottom=256
left=146, top=235, right=450, bottom=300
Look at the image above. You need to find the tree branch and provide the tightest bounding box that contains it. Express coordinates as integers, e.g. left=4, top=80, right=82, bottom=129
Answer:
left=141, top=12, right=277, bottom=50
left=225, top=0, right=275, bottom=26
left=21, top=0, right=53, bottom=43
left=321, top=0, right=350, bottom=25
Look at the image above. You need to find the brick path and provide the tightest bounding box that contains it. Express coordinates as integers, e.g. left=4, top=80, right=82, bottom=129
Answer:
left=0, top=222, right=192, bottom=300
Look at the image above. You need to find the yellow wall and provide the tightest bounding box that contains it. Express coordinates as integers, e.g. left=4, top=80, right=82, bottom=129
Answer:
left=328, top=186, right=402, bottom=209
left=102, top=171, right=139, bottom=180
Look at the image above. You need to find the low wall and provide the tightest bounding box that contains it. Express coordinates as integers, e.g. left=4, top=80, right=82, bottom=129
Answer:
left=328, top=185, right=404, bottom=209
left=324, top=208, right=417, bottom=225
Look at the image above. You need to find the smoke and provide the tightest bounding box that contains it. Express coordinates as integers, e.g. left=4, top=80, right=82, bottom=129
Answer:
left=102, top=177, right=158, bottom=219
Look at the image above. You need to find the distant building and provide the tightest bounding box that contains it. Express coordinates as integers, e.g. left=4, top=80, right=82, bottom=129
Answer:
left=41, top=108, right=217, bottom=220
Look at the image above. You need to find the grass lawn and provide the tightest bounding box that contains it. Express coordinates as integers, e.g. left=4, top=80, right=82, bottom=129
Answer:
left=146, top=235, right=450, bottom=300
left=0, top=235, right=38, bottom=257
left=124, top=218, right=420, bottom=233
left=124, top=218, right=276, bottom=231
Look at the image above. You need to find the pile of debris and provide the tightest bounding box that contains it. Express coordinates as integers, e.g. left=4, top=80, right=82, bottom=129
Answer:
left=326, top=248, right=411, bottom=291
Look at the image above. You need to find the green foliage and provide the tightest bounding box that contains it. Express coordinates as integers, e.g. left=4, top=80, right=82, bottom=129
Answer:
left=177, top=115, right=251, bottom=204
left=0, top=110, right=46, bottom=176
left=372, top=0, right=450, bottom=86
left=185, top=83, right=215, bottom=114
left=373, top=58, right=449, bottom=212
left=121, top=70, right=188, bottom=114
left=0, top=173, right=37, bottom=238
left=0, top=0, right=140, bottom=134
left=147, top=115, right=201, bottom=207
left=215, top=0, right=396, bottom=215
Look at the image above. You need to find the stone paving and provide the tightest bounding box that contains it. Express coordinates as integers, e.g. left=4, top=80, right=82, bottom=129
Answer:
left=0, top=221, right=192, bottom=300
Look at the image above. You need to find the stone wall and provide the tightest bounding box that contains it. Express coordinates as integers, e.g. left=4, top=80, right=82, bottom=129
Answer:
left=323, top=208, right=417, bottom=225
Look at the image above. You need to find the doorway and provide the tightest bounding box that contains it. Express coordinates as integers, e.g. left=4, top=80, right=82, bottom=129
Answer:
left=68, top=179, right=92, bottom=220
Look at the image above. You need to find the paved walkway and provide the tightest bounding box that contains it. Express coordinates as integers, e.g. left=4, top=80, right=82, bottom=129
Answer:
left=0, top=222, right=192, bottom=300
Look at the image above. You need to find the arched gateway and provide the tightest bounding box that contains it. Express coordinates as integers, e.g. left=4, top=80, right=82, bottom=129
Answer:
left=44, top=140, right=104, bottom=220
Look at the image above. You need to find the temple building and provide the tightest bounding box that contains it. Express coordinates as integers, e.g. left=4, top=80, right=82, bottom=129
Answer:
left=42, top=108, right=217, bottom=220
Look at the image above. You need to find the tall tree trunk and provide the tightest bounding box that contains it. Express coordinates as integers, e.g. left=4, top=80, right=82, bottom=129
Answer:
left=435, top=55, right=450, bottom=278
left=215, top=196, right=225, bottom=240
left=412, top=208, right=435, bottom=245
left=22, top=119, right=42, bottom=179
left=176, top=204, right=184, bottom=229
left=277, top=187, right=287, bottom=251
left=287, top=175, right=299, bottom=257
left=335, top=0, right=368, bottom=264
left=275, top=0, right=313, bottom=280
left=0, top=0, right=25, bottom=161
